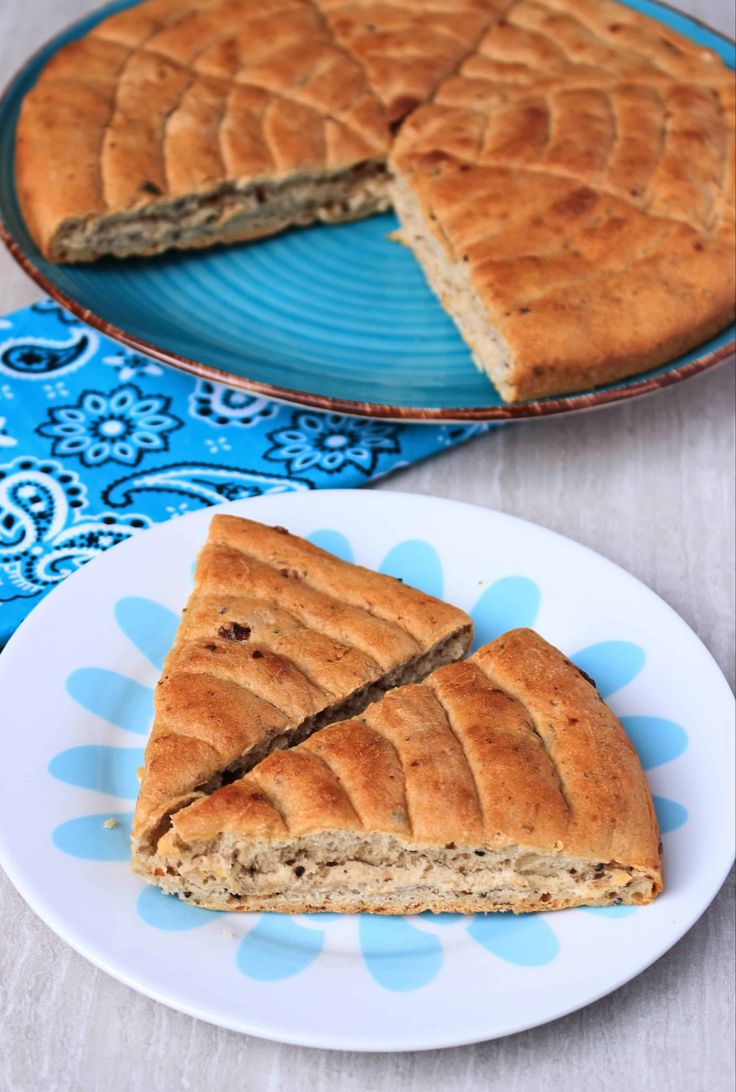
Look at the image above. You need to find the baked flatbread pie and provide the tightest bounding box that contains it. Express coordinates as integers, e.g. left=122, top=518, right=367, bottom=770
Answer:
left=136, top=627, right=663, bottom=913
left=390, top=0, right=736, bottom=400
left=16, top=0, right=504, bottom=263
left=131, top=513, right=473, bottom=865
left=14, top=0, right=734, bottom=400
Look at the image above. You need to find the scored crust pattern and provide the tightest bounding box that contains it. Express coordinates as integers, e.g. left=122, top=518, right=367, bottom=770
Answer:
left=15, top=0, right=735, bottom=401
left=16, top=0, right=508, bottom=252
left=394, top=0, right=734, bottom=223
left=390, top=0, right=735, bottom=399
left=164, top=627, right=661, bottom=878
left=132, top=513, right=472, bottom=851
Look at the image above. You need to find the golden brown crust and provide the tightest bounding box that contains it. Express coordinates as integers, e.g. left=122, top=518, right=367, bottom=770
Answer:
left=471, top=630, right=660, bottom=872
left=15, top=36, right=129, bottom=258
left=318, top=0, right=511, bottom=123
left=16, top=0, right=502, bottom=261
left=167, top=628, right=662, bottom=887
left=390, top=0, right=735, bottom=399
left=15, top=0, right=733, bottom=400
left=132, top=513, right=472, bottom=850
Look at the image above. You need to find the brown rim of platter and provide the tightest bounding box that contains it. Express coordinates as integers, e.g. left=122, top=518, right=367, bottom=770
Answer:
left=1, top=0, right=734, bottom=424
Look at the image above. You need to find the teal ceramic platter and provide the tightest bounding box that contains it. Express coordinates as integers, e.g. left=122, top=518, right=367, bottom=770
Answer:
left=0, top=0, right=734, bottom=421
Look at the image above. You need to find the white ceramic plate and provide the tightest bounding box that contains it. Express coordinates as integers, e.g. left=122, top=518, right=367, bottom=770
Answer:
left=0, top=490, right=733, bottom=1051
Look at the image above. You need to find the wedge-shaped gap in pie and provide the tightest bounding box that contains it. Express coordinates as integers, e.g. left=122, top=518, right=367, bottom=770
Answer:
left=15, top=0, right=734, bottom=402
left=17, top=0, right=506, bottom=264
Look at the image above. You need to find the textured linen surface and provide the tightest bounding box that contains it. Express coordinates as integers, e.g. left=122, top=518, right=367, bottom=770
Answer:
left=0, top=300, right=488, bottom=644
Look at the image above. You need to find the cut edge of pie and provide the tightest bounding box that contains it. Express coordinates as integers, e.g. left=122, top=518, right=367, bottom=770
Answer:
left=13, top=0, right=735, bottom=402
left=137, top=627, right=663, bottom=914
left=388, top=157, right=736, bottom=402
left=34, top=161, right=393, bottom=264
left=15, top=0, right=503, bottom=264
left=131, top=513, right=473, bottom=868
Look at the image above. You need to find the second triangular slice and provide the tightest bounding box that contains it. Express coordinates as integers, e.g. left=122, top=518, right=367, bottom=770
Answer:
left=132, top=514, right=472, bottom=866
left=142, top=628, right=662, bottom=912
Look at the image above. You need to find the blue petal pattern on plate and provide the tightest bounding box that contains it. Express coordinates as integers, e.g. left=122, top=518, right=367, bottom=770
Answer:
left=419, top=912, right=464, bottom=926
left=471, top=576, right=541, bottom=648
left=619, top=716, right=688, bottom=770
left=114, top=597, right=179, bottom=670
left=571, top=641, right=646, bottom=699
left=379, top=540, right=443, bottom=599
left=66, top=668, right=153, bottom=735
left=52, top=811, right=133, bottom=860
left=237, top=916, right=325, bottom=981
left=359, top=916, right=443, bottom=991
left=653, top=796, right=688, bottom=834
left=49, top=532, right=691, bottom=989
left=466, top=914, right=560, bottom=966
left=137, top=886, right=218, bottom=931
left=49, top=744, right=143, bottom=799
left=306, top=529, right=354, bottom=563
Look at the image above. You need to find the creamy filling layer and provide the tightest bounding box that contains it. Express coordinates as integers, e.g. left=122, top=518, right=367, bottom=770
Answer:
left=389, top=169, right=516, bottom=400
left=149, top=830, right=658, bottom=912
left=53, top=161, right=391, bottom=262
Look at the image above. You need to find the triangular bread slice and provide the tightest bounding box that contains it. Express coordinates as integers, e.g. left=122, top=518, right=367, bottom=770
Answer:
left=140, top=628, right=663, bottom=912
left=132, top=513, right=473, bottom=866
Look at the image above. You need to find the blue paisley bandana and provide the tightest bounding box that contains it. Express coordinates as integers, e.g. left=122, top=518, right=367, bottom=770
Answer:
left=0, top=300, right=490, bottom=645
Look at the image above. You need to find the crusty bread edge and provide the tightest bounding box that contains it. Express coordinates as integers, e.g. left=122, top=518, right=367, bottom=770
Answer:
left=389, top=161, right=736, bottom=402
